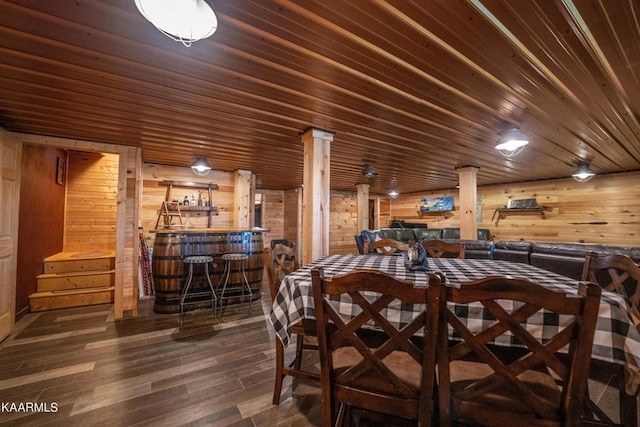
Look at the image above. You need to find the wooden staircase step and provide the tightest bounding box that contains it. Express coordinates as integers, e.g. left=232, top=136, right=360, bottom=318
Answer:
left=36, top=270, right=115, bottom=292
left=43, top=251, right=115, bottom=274
left=29, top=287, right=115, bottom=312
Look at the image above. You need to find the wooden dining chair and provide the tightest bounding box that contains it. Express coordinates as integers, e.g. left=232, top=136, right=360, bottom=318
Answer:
left=262, top=247, right=319, bottom=405
left=311, top=268, right=445, bottom=427
left=421, top=239, right=465, bottom=258
left=363, top=238, right=409, bottom=256
left=437, top=276, right=601, bottom=427
left=582, top=251, right=640, bottom=309
left=271, top=242, right=298, bottom=283
left=581, top=251, right=640, bottom=426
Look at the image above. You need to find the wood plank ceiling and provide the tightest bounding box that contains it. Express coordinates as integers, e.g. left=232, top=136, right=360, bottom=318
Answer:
left=0, top=0, right=639, bottom=195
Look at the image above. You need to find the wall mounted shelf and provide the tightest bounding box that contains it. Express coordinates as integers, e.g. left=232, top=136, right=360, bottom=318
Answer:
left=493, top=206, right=552, bottom=226
left=417, top=210, right=454, bottom=219
left=157, top=180, right=219, bottom=228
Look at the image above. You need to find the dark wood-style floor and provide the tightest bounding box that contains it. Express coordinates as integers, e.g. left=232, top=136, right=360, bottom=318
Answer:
left=0, top=280, right=629, bottom=426
left=0, top=283, right=322, bottom=426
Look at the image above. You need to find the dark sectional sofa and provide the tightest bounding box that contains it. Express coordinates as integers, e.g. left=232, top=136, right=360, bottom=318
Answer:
left=356, top=227, right=494, bottom=259
left=357, top=227, right=640, bottom=281
left=495, top=241, right=640, bottom=280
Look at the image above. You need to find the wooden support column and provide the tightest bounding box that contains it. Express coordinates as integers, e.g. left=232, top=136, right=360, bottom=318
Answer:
left=457, top=166, right=479, bottom=240
left=233, top=169, right=255, bottom=229
left=356, top=183, right=370, bottom=233
left=301, top=128, right=334, bottom=265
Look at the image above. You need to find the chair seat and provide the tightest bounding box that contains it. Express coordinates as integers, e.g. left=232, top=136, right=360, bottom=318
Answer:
left=449, top=360, right=562, bottom=418
left=334, top=347, right=422, bottom=392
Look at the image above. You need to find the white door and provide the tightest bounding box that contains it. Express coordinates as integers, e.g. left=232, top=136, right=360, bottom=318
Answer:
left=0, top=131, right=21, bottom=341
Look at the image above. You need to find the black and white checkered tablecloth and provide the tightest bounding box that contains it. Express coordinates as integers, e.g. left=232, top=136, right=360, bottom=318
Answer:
left=269, top=254, right=640, bottom=392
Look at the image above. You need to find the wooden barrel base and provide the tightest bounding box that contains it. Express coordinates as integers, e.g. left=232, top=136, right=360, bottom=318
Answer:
left=151, top=230, right=264, bottom=314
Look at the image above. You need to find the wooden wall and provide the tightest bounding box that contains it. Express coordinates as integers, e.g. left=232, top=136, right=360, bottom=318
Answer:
left=260, top=189, right=284, bottom=248
left=330, top=191, right=358, bottom=255
left=141, top=163, right=234, bottom=240
left=283, top=188, right=300, bottom=247
left=64, top=151, right=118, bottom=252
left=386, top=171, right=640, bottom=246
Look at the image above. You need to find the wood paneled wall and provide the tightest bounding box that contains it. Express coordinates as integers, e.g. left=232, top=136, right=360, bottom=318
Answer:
left=64, top=151, right=118, bottom=252
left=141, top=163, right=234, bottom=240
left=260, top=189, right=284, bottom=248
left=283, top=188, right=300, bottom=247
left=330, top=192, right=358, bottom=255
left=387, top=171, right=640, bottom=246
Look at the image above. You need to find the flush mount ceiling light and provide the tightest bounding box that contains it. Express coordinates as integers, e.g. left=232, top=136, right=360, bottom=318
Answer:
left=572, top=163, right=595, bottom=182
left=495, top=129, right=529, bottom=157
left=135, top=0, right=218, bottom=47
left=388, top=189, right=399, bottom=199
left=191, top=157, right=211, bottom=176
left=362, top=164, right=378, bottom=179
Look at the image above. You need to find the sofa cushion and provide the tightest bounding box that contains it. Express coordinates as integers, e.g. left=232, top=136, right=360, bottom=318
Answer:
left=495, top=240, right=533, bottom=251
left=493, top=240, right=533, bottom=264
left=441, top=228, right=491, bottom=240
left=442, top=228, right=461, bottom=240
left=443, top=239, right=494, bottom=260
left=477, top=229, right=491, bottom=240
left=414, top=228, right=443, bottom=241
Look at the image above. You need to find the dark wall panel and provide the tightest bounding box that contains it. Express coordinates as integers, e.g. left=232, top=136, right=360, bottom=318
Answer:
left=16, top=145, right=66, bottom=315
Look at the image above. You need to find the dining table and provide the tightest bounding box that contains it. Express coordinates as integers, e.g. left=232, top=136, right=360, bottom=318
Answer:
left=269, top=253, right=640, bottom=395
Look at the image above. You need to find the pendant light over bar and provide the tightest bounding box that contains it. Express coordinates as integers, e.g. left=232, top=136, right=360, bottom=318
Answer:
left=191, top=158, right=212, bottom=176
left=572, top=163, right=595, bottom=182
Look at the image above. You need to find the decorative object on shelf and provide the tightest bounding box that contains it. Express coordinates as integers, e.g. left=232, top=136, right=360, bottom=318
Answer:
left=190, top=157, right=211, bottom=176
left=361, top=164, right=378, bottom=179
left=134, top=0, right=218, bottom=47
left=495, top=128, right=529, bottom=157
left=491, top=198, right=552, bottom=226
left=572, top=163, right=595, bottom=182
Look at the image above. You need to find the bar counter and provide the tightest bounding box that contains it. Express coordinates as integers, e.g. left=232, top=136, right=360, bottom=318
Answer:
left=151, top=228, right=266, bottom=314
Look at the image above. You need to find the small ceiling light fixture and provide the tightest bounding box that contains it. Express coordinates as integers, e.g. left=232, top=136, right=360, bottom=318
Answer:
left=135, top=0, right=218, bottom=47
left=572, top=163, right=595, bottom=182
left=388, top=189, right=399, bottom=199
left=191, top=157, right=211, bottom=176
left=495, top=128, right=529, bottom=157
left=362, top=164, right=378, bottom=179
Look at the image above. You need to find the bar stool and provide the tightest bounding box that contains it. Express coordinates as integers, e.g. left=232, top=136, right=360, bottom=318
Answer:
left=217, top=253, right=253, bottom=315
left=180, top=255, right=218, bottom=324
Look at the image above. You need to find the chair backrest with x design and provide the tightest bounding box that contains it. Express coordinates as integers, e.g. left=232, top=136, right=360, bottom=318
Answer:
left=363, top=238, right=409, bottom=256
left=311, top=268, right=444, bottom=427
left=421, top=239, right=465, bottom=259
left=271, top=242, right=298, bottom=281
left=582, top=251, right=640, bottom=310
left=437, top=276, right=601, bottom=427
